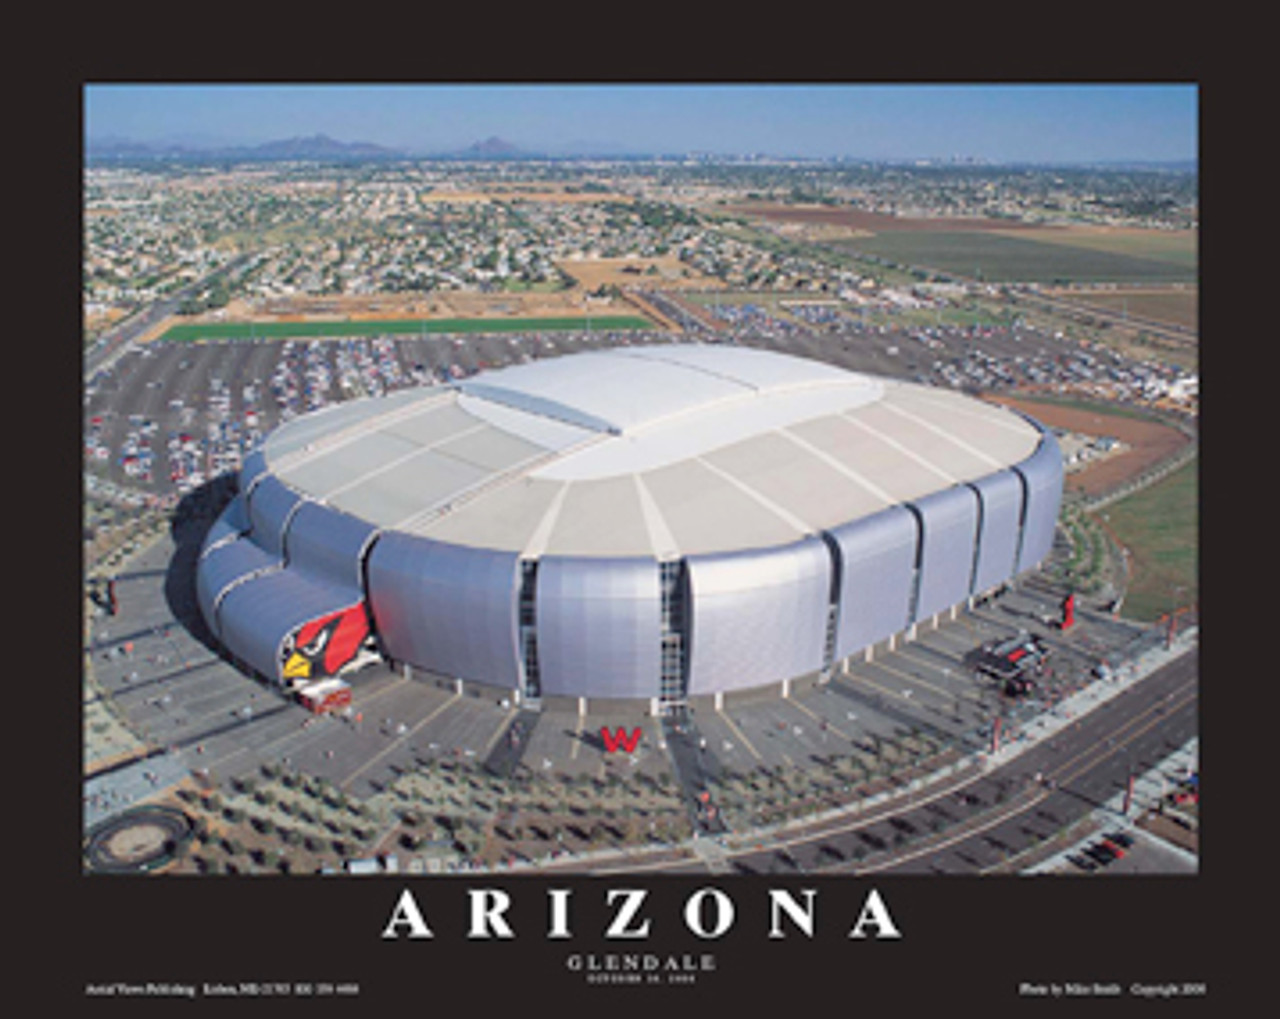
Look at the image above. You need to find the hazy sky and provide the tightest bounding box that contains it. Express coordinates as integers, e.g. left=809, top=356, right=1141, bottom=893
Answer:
left=84, top=83, right=1198, bottom=163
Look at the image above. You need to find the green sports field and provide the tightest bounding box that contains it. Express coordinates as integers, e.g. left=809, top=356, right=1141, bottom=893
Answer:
left=158, top=315, right=653, bottom=343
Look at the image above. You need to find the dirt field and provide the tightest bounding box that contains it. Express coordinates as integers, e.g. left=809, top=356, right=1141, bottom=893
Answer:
left=85, top=306, right=129, bottom=333
left=985, top=396, right=1191, bottom=497
left=232, top=289, right=634, bottom=321
left=555, top=255, right=720, bottom=291
left=1137, top=810, right=1198, bottom=854
left=1042, top=286, right=1198, bottom=332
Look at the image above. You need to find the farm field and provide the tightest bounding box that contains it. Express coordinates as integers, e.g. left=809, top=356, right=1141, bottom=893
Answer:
left=827, top=230, right=1196, bottom=284
left=1042, top=287, right=1198, bottom=331
left=723, top=202, right=1045, bottom=232
left=157, top=315, right=652, bottom=343
left=1010, top=227, right=1197, bottom=268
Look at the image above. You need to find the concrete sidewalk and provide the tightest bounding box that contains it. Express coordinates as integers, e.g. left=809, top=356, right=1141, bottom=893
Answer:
left=981, top=626, right=1198, bottom=771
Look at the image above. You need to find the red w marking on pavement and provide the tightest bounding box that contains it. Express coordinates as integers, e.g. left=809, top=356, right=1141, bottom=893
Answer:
left=600, top=726, right=642, bottom=753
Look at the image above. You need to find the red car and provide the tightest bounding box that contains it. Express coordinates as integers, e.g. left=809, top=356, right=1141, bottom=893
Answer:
left=1100, top=838, right=1126, bottom=859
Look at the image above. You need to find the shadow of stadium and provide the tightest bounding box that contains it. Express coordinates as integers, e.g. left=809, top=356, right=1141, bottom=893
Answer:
left=163, top=471, right=237, bottom=658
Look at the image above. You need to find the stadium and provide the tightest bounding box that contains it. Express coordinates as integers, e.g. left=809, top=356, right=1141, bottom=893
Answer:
left=195, top=343, right=1062, bottom=715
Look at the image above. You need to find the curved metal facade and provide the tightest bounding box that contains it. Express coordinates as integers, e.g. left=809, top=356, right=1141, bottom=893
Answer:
left=828, top=506, right=918, bottom=660
left=197, top=385, right=1064, bottom=701
left=911, top=485, right=980, bottom=622
left=536, top=556, right=661, bottom=699
left=196, top=536, right=280, bottom=640
left=686, top=538, right=830, bottom=695
left=968, top=471, right=1023, bottom=595
left=217, top=570, right=362, bottom=682
left=198, top=473, right=378, bottom=684
left=200, top=494, right=250, bottom=558
left=1013, top=430, right=1063, bottom=573
left=239, top=447, right=271, bottom=493
left=286, top=501, right=377, bottom=589
left=246, top=475, right=304, bottom=558
left=366, top=533, right=522, bottom=689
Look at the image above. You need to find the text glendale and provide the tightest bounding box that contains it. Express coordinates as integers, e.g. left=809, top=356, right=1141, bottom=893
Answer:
left=382, top=886, right=902, bottom=940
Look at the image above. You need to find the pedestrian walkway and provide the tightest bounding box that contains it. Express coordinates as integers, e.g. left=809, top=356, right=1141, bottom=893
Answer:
left=84, top=750, right=191, bottom=831
left=689, top=834, right=734, bottom=874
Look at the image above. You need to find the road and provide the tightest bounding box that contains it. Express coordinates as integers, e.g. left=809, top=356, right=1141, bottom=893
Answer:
left=851, top=648, right=1197, bottom=875
left=560, top=647, right=1196, bottom=876
left=84, top=254, right=255, bottom=378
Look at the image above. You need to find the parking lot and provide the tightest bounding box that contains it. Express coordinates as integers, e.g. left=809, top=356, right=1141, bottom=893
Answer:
left=83, top=301, right=1191, bottom=516
left=83, top=329, right=682, bottom=503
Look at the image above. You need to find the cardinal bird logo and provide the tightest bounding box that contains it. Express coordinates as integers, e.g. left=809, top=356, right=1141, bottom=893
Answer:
left=281, top=604, right=369, bottom=681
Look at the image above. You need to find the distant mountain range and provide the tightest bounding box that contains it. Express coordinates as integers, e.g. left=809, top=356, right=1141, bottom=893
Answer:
left=84, top=132, right=625, bottom=163
left=86, top=133, right=407, bottom=162
left=83, top=133, right=1197, bottom=170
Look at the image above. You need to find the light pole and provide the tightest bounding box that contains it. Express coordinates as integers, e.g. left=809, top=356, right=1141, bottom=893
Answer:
left=1167, top=584, right=1185, bottom=649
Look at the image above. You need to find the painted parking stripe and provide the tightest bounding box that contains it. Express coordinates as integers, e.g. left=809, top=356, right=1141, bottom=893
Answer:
left=716, top=708, right=762, bottom=761
left=839, top=670, right=916, bottom=706
left=865, top=657, right=970, bottom=706
left=339, top=690, right=462, bottom=791
left=481, top=705, right=519, bottom=758
left=789, top=696, right=852, bottom=741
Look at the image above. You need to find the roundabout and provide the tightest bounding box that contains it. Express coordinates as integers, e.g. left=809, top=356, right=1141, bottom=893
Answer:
left=84, top=804, right=195, bottom=874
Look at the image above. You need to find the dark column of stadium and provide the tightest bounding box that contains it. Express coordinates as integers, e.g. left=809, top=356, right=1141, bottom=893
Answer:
left=481, top=709, right=541, bottom=778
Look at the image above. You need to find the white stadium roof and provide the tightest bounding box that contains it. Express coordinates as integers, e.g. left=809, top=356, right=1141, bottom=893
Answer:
left=262, top=343, right=1042, bottom=557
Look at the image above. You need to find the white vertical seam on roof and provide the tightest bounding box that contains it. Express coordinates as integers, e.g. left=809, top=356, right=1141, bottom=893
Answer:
left=314, top=423, right=491, bottom=500
left=521, top=482, right=573, bottom=559
left=900, top=389, right=1037, bottom=436
left=390, top=447, right=562, bottom=535
left=777, top=428, right=896, bottom=507
left=632, top=473, right=680, bottom=560
left=838, top=411, right=958, bottom=485
left=402, top=432, right=610, bottom=538
left=270, top=389, right=456, bottom=473
left=693, top=457, right=812, bottom=535
left=878, top=401, right=1004, bottom=469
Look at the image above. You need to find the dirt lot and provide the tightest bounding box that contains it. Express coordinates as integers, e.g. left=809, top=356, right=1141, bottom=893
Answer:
left=1136, top=810, right=1197, bottom=854
left=245, top=290, right=610, bottom=319
left=985, top=396, right=1191, bottom=497
left=85, top=306, right=129, bottom=333
left=212, top=290, right=639, bottom=324
left=555, top=255, right=720, bottom=291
